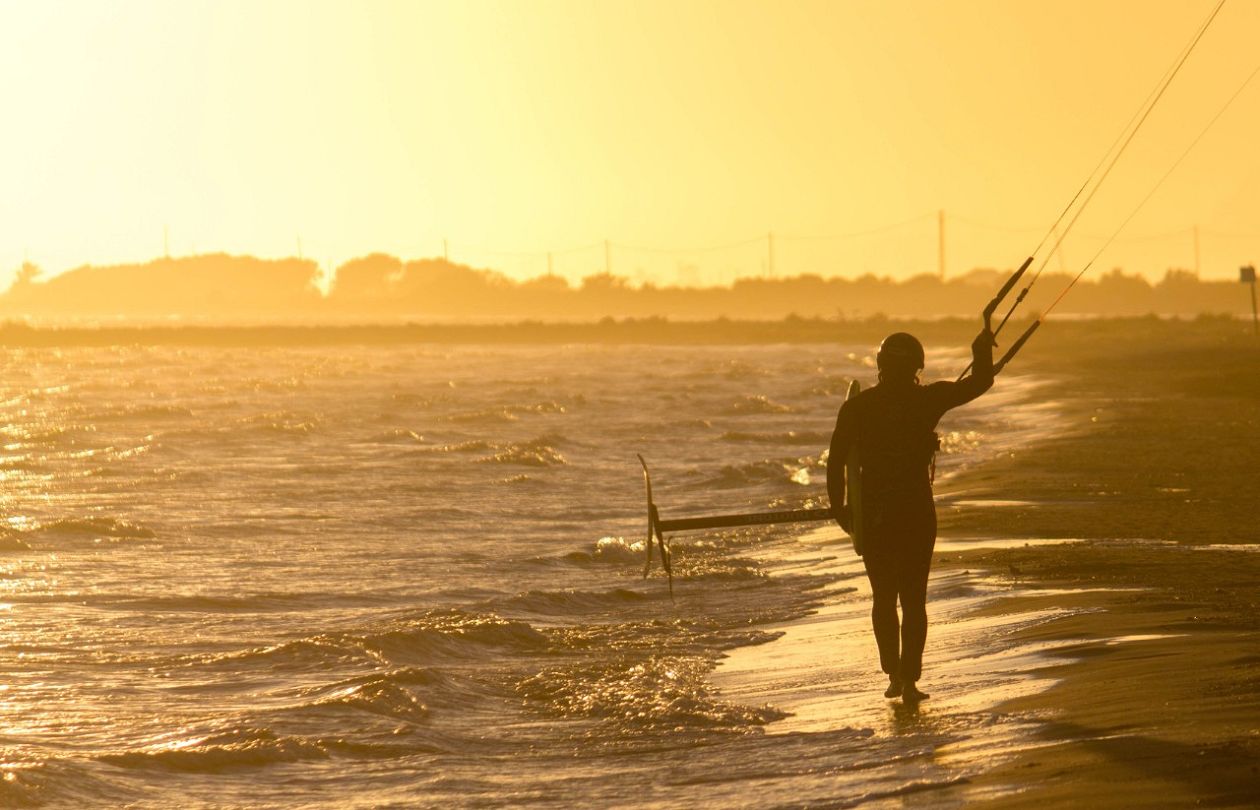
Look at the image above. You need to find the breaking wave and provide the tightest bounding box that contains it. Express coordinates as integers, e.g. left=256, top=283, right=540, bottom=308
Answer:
left=186, top=610, right=551, bottom=672
left=719, top=430, right=828, bottom=445
left=448, top=408, right=520, bottom=424
left=725, top=395, right=795, bottom=415
left=367, top=428, right=425, bottom=444
left=477, top=438, right=567, bottom=466
left=101, top=728, right=337, bottom=771
left=702, top=459, right=804, bottom=488
left=518, top=655, right=787, bottom=733
left=237, top=411, right=320, bottom=435
left=448, top=401, right=572, bottom=424
left=2, top=516, right=157, bottom=547
left=586, top=536, right=646, bottom=564
left=493, top=587, right=651, bottom=615
left=413, top=439, right=494, bottom=454
left=99, top=726, right=443, bottom=772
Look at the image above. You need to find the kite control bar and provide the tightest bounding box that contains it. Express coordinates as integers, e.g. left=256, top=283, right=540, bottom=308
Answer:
left=637, top=454, right=834, bottom=596
left=957, top=256, right=1033, bottom=381
left=984, top=256, right=1033, bottom=337
left=994, top=319, right=1040, bottom=375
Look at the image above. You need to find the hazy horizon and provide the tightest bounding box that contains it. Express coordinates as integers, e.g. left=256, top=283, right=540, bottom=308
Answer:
left=2, top=249, right=1254, bottom=324
left=3, top=1, right=1259, bottom=289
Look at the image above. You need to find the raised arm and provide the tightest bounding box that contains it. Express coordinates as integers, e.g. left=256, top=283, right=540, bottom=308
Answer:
left=928, top=327, right=995, bottom=412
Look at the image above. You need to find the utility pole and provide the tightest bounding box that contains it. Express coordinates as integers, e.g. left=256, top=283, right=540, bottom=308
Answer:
left=1193, top=225, right=1201, bottom=278
left=163, top=225, right=170, bottom=259
left=604, top=240, right=611, bottom=276
left=1242, top=265, right=1257, bottom=336
left=443, top=238, right=449, bottom=262
left=937, top=209, right=946, bottom=281
left=767, top=231, right=775, bottom=278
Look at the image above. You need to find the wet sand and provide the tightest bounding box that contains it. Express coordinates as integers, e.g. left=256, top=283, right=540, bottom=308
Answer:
left=940, top=322, right=1260, bottom=806
left=723, top=319, right=1260, bottom=807
left=947, top=543, right=1260, bottom=807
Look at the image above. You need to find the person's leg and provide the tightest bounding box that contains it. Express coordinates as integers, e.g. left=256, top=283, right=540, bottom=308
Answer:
left=895, top=504, right=937, bottom=699
left=862, top=550, right=901, bottom=694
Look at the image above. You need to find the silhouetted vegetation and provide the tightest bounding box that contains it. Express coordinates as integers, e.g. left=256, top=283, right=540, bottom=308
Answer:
left=0, top=254, right=1251, bottom=323
left=3, top=255, right=322, bottom=319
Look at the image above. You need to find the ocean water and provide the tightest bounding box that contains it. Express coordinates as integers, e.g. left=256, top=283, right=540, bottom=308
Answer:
left=0, top=343, right=1054, bottom=808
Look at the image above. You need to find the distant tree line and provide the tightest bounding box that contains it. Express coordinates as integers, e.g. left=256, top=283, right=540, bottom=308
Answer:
left=0, top=252, right=1251, bottom=322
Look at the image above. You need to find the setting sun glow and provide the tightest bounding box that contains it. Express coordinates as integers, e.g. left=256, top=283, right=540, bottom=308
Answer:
left=2, top=0, right=1258, bottom=287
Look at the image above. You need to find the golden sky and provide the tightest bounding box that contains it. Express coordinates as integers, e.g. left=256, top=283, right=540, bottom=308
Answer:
left=2, top=0, right=1258, bottom=286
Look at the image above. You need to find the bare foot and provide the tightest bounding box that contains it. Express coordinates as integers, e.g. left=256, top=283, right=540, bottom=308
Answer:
left=901, top=682, right=929, bottom=703
left=883, top=675, right=902, bottom=698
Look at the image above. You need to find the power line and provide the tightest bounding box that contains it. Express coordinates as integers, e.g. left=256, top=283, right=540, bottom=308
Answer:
left=612, top=236, right=766, bottom=254
left=447, top=241, right=601, bottom=258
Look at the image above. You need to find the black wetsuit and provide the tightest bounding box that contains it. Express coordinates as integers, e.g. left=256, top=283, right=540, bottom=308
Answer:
left=827, top=335, right=993, bottom=683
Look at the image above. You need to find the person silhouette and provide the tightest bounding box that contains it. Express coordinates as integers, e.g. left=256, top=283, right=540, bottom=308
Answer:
left=827, top=328, right=994, bottom=702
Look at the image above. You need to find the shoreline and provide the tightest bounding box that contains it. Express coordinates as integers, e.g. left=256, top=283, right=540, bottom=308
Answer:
left=0, top=314, right=1247, bottom=347
left=942, top=541, right=1260, bottom=807
left=716, top=327, right=1259, bottom=806
left=946, top=324, right=1258, bottom=806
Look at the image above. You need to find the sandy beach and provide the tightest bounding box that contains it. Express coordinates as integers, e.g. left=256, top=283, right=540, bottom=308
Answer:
left=719, top=319, right=1260, bottom=807
left=949, top=321, right=1260, bottom=806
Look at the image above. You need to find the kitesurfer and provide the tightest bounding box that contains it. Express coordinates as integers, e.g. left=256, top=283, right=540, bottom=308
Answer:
left=827, top=328, right=994, bottom=702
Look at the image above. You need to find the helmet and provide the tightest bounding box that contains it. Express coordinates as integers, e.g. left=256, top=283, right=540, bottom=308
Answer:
left=877, top=332, right=925, bottom=371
